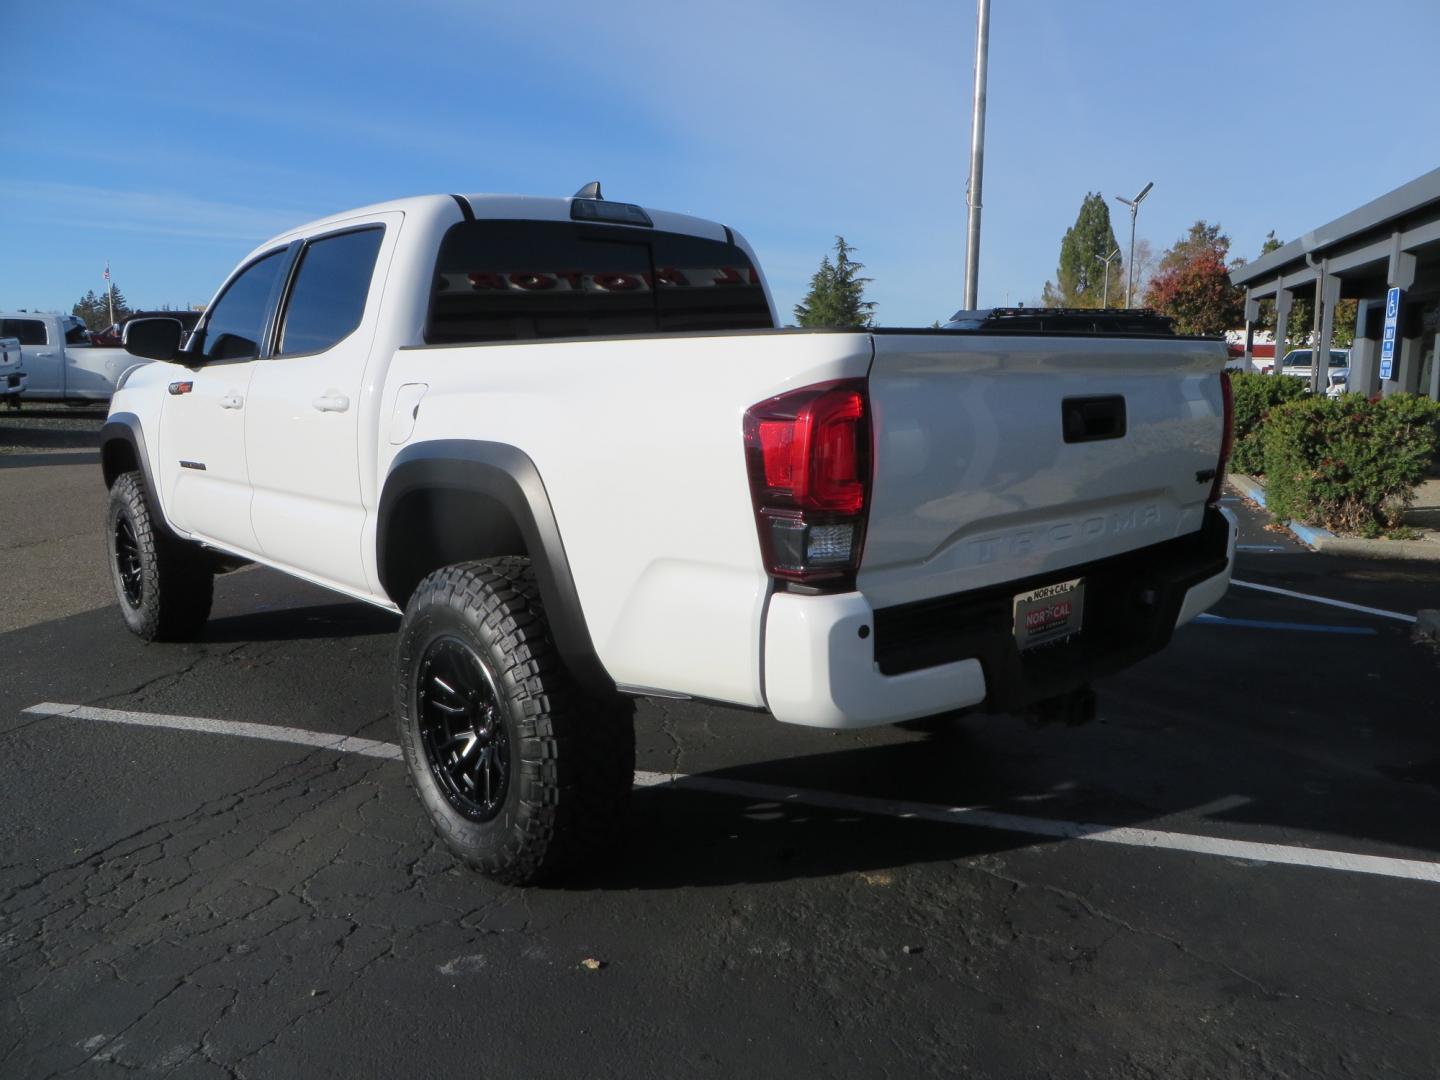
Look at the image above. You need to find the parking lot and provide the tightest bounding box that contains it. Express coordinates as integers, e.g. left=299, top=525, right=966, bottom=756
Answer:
left=3, top=409, right=1439, bottom=1079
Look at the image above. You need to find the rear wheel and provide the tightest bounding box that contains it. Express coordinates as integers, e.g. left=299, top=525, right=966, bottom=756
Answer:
left=395, top=558, right=634, bottom=885
left=106, top=471, right=214, bottom=641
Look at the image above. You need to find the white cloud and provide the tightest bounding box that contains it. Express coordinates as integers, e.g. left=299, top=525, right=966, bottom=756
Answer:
left=0, top=182, right=310, bottom=244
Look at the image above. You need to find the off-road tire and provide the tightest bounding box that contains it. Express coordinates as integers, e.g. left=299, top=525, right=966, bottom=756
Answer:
left=395, top=558, right=635, bottom=885
left=106, top=471, right=214, bottom=641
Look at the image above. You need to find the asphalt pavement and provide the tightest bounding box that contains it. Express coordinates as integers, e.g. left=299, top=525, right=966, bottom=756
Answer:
left=2, top=424, right=1439, bottom=1079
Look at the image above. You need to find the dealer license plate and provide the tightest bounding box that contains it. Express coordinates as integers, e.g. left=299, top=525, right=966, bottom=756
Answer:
left=1012, top=578, right=1085, bottom=650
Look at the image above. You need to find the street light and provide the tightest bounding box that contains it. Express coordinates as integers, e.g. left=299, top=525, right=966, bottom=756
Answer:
left=1114, top=181, right=1153, bottom=308
left=1095, top=247, right=1121, bottom=308
left=962, top=0, right=991, bottom=310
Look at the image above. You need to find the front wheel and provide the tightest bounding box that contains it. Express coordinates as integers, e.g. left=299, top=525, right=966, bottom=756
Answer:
left=394, top=558, right=635, bottom=885
left=106, top=471, right=214, bottom=641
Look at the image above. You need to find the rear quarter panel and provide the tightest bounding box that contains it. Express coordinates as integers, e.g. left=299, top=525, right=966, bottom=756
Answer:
left=383, top=331, right=874, bottom=706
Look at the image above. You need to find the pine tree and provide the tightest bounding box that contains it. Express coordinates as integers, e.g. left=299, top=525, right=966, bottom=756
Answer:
left=106, top=285, right=132, bottom=324
left=1041, top=193, right=1122, bottom=308
left=72, top=290, right=108, bottom=331
left=794, top=236, right=876, bottom=327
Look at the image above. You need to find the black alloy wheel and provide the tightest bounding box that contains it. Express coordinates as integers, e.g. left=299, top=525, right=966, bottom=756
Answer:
left=394, top=558, right=636, bottom=884
left=105, top=470, right=213, bottom=641
left=416, top=635, right=511, bottom=821
left=113, top=516, right=144, bottom=608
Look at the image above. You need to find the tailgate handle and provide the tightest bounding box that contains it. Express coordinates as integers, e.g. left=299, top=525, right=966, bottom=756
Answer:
left=1062, top=396, right=1126, bottom=443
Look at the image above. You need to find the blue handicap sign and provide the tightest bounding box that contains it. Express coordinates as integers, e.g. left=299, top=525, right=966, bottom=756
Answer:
left=1380, top=287, right=1402, bottom=381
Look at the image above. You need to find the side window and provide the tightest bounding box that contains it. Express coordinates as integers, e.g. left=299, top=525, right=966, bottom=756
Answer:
left=199, top=249, right=288, bottom=361
left=277, top=227, right=384, bottom=355
left=64, top=322, right=90, bottom=345
left=2, top=319, right=48, bottom=345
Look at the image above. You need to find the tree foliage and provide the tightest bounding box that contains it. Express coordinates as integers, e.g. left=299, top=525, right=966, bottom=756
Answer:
left=1143, top=220, right=1245, bottom=334
left=793, top=236, right=876, bottom=327
left=1041, top=193, right=1122, bottom=308
left=72, top=285, right=131, bottom=331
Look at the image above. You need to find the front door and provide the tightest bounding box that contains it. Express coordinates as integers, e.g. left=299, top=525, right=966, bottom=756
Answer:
left=157, top=247, right=292, bottom=554
left=246, top=221, right=391, bottom=593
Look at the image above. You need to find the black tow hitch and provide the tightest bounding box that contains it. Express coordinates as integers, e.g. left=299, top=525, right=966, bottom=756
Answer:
left=1024, top=684, right=1098, bottom=727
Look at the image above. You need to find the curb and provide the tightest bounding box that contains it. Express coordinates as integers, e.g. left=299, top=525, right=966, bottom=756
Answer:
left=1227, top=475, right=1440, bottom=561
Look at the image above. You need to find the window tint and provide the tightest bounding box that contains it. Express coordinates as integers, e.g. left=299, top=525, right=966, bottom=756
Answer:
left=278, top=227, right=384, bottom=355
left=427, top=220, right=773, bottom=345
left=650, top=233, right=772, bottom=333
left=199, top=250, right=288, bottom=361
left=64, top=322, right=90, bottom=345
left=2, top=319, right=48, bottom=345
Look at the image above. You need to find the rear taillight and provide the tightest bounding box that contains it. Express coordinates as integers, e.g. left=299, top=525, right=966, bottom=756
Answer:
left=744, top=379, right=872, bottom=587
left=1207, top=370, right=1234, bottom=506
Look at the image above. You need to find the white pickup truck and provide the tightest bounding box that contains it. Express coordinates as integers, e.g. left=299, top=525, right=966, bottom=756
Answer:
left=101, top=187, right=1237, bottom=883
left=0, top=312, right=141, bottom=403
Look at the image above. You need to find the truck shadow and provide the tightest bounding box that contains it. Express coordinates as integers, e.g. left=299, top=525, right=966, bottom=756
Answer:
left=568, top=616, right=1440, bottom=888
left=199, top=600, right=399, bottom=643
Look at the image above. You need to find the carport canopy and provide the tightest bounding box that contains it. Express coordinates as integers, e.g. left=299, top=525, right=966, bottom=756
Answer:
left=1229, top=167, right=1440, bottom=400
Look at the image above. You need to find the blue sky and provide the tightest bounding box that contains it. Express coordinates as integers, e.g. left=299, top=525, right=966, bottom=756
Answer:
left=4, top=0, right=1439, bottom=326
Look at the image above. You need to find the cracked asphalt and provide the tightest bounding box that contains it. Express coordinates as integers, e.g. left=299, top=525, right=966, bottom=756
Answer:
left=3, top=429, right=1440, bottom=1078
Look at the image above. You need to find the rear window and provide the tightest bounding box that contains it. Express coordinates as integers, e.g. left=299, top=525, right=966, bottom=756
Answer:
left=2, top=319, right=47, bottom=345
left=426, top=220, right=773, bottom=344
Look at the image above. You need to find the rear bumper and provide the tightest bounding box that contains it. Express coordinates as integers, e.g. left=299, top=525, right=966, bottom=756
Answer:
left=763, top=506, right=1236, bottom=729
left=0, top=371, right=26, bottom=396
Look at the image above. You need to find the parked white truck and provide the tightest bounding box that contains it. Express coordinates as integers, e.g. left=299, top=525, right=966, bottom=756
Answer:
left=0, top=312, right=141, bottom=403
left=101, top=187, right=1237, bottom=883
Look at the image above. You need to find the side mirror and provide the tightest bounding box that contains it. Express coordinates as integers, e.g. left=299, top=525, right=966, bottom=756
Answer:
left=123, top=317, right=185, bottom=362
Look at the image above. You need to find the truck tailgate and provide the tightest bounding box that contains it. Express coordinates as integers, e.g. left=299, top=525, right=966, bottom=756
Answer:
left=858, top=332, right=1228, bottom=609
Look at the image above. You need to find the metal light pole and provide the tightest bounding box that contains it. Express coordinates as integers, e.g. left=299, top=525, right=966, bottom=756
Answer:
left=962, top=0, right=991, bottom=310
left=1095, top=247, right=1121, bottom=308
left=1114, top=181, right=1153, bottom=308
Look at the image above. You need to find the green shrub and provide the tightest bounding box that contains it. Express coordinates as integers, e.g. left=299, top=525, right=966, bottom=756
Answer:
left=1228, top=371, right=1310, bottom=475
left=1262, top=392, right=1440, bottom=536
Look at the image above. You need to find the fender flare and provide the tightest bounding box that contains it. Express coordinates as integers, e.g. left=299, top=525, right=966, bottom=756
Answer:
left=100, top=413, right=177, bottom=538
left=377, top=440, right=614, bottom=696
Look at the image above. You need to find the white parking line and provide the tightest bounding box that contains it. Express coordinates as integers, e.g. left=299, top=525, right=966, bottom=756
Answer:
left=24, top=702, right=402, bottom=760
left=22, top=701, right=1440, bottom=886
left=1230, top=579, right=1417, bottom=623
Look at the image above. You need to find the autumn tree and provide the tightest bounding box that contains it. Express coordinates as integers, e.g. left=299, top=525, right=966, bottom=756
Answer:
left=1143, top=220, right=1245, bottom=334
left=1041, top=193, right=1123, bottom=308
left=794, top=236, right=876, bottom=327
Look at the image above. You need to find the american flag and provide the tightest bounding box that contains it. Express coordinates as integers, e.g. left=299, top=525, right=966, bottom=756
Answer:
left=104, top=261, right=110, bottom=283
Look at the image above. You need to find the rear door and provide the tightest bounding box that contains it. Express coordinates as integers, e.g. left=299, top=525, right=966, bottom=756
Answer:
left=858, top=330, right=1228, bottom=609
left=157, top=247, right=293, bottom=551
left=245, top=219, right=392, bottom=593
left=1, top=317, right=60, bottom=396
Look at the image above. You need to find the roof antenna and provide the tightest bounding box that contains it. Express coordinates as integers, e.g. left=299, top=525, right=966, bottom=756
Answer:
left=573, top=181, right=603, bottom=200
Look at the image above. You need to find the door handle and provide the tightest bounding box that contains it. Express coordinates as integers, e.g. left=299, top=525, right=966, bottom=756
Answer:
left=312, top=392, right=350, bottom=413
left=218, top=393, right=244, bottom=410
left=35, top=351, right=55, bottom=358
